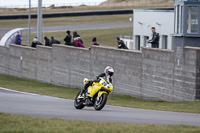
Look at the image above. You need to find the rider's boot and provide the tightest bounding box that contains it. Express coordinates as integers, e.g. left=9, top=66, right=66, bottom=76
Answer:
left=80, top=81, right=91, bottom=96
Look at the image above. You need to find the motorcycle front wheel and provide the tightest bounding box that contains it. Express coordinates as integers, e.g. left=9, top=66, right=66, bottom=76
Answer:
left=74, top=91, right=85, bottom=109
left=94, top=93, right=107, bottom=111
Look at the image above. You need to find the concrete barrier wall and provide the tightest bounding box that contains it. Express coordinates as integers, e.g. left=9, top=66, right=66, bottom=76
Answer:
left=21, top=46, right=36, bottom=80
left=179, top=47, right=200, bottom=101
left=9, top=45, right=23, bottom=78
left=36, top=46, right=52, bottom=83
left=0, top=46, right=9, bottom=74
left=51, top=45, right=91, bottom=88
left=0, top=44, right=199, bottom=102
left=141, top=48, right=175, bottom=101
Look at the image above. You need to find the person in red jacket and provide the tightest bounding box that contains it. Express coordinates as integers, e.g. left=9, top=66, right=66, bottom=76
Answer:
left=91, top=37, right=99, bottom=46
left=74, top=38, right=85, bottom=48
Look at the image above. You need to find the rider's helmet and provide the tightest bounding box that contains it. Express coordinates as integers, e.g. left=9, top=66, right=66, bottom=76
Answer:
left=104, top=66, right=114, bottom=77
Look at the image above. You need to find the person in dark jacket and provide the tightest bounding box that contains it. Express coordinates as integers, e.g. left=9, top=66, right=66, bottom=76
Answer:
left=89, top=37, right=99, bottom=50
left=146, top=27, right=160, bottom=48
left=116, top=37, right=128, bottom=49
left=73, top=31, right=78, bottom=41
left=91, top=37, right=99, bottom=46
left=64, top=30, right=72, bottom=46
left=44, top=36, right=50, bottom=47
left=79, top=66, right=114, bottom=96
left=15, top=31, right=22, bottom=45
left=50, top=36, right=60, bottom=46
left=74, top=38, right=85, bottom=48
left=31, top=38, right=43, bottom=48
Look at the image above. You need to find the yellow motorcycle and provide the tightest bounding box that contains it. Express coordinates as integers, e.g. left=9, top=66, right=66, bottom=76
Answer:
left=74, top=77, right=113, bottom=111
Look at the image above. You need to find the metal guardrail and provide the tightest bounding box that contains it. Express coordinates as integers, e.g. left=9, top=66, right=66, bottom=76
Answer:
left=0, top=9, right=133, bottom=20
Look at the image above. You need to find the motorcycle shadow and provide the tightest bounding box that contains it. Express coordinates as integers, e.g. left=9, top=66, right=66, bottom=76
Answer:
left=74, top=106, right=115, bottom=112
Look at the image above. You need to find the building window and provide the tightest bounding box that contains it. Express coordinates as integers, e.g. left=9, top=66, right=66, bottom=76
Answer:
left=187, top=6, right=199, bottom=34
left=175, top=5, right=179, bottom=33
left=175, top=5, right=184, bottom=34
left=136, top=35, right=140, bottom=50
left=162, top=35, right=168, bottom=49
left=179, top=6, right=183, bottom=33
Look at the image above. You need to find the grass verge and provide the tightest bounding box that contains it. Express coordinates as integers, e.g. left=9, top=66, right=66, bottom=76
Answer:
left=0, top=74, right=200, bottom=114
left=0, top=27, right=133, bottom=48
left=0, top=113, right=199, bottom=133
left=0, top=14, right=133, bottom=29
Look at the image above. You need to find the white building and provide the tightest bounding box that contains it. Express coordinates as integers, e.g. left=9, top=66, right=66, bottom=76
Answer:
left=123, top=8, right=175, bottom=50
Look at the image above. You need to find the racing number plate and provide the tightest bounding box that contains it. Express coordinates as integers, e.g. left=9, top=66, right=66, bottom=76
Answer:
left=100, top=80, right=111, bottom=89
left=100, top=80, right=108, bottom=86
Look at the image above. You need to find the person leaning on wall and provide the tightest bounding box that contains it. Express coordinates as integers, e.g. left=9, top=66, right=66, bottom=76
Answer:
left=15, top=31, right=22, bottom=45
left=77, top=34, right=84, bottom=44
left=89, top=37, right=99, bottom=50
left=146, top=27, right=160, bottom=48
left=44, top=36, right=50, bottom=47
left=74, top=38, right=85, bottom=48
left=31, top=38, right=43, bottom=48
left=116, top=37, right=128, bottom=49
left=64, top=30, right=72, bottom=46
left=91, top=37, right=99, bottom=46
left=50, top=36, right=60, bottom=46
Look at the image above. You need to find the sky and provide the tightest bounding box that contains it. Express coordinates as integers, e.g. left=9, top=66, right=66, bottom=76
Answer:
left=0, top=0, right=107, bottom=8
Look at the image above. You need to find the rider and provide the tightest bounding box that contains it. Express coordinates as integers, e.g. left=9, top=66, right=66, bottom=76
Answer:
left=80, top=66, right=114, bottom=96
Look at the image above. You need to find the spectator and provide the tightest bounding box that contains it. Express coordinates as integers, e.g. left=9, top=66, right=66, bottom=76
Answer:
left=73, top=31, right=78, bottom=41
left=74, top=38, right=85, bottom=48
left=77, top=34, right=84, bottom=44
left=91, top=37, right=99, bottom=46
left=15, top=31, right=22, bottom=45
left=146, top=27, right=160, bottom=48
left=116, top=37, right=128, bottom=49
left=50, top=36, right=60, bottom=46
left=31, top=38, right=43, bottom=48
left=44, top=36, right=50, bottom=47
left=89, top=37, right=99, bottom=50
left=64, top=30, right=72, bottom=46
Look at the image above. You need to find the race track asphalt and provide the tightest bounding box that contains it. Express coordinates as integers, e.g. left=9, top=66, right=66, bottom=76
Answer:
left=0, top=22, right=132, bottom=36
left=0, top=87, right=200, bottom=127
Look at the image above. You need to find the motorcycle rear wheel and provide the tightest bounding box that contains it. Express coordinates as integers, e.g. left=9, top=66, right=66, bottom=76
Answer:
left=94, top=93, right=107, bottom=111
left=74, top=91, right=85, bottom=109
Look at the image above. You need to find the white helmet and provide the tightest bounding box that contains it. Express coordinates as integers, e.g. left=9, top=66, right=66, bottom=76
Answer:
left=104, top=66, right=114, bottom=77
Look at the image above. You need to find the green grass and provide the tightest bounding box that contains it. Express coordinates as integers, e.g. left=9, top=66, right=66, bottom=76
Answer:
left=0, top=113, right=199, bottom=133
left=0, top=14, right=133, bottom=29
left=0, top=74, right=200, bottom=114
left=17, top=27, right=132, bottom=48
